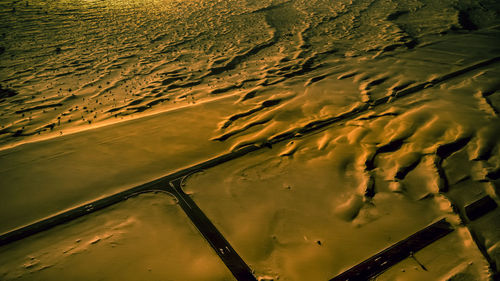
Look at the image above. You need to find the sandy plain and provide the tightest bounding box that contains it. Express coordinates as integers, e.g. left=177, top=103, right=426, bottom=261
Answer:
left=1, top=0, right=500, bottom=280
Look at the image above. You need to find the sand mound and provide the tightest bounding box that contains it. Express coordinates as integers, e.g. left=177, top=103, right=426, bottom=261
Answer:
left=1, top=0, right=500, bottom=280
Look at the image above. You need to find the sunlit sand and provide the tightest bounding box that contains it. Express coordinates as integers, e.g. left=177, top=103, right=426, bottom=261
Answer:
left=1, top=0, right=500, bottom=280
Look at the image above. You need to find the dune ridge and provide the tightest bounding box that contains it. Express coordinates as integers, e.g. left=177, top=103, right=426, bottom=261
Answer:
left=1, top=0, right=500, bottom=280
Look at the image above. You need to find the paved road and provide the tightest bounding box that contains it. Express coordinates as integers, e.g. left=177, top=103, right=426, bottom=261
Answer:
left=330, top=218, right=454, bottom=281
left=2, top=57, right=499, bottom=278
left=167, top=178, right=257, bottom=281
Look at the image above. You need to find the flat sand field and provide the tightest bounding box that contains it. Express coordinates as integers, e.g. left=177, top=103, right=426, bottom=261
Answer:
left=1, top=0, right=500, bottom=280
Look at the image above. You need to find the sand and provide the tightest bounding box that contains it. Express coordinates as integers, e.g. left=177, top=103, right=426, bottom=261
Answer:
left=1, top=0, right=500, bottom=280
left=0, top=95, right=239, bottom=233
left=0, top=193, right=234, bottom=280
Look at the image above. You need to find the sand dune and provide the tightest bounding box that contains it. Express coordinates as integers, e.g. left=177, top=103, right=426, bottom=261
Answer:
left=1, top=0, right=500, bottom=280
